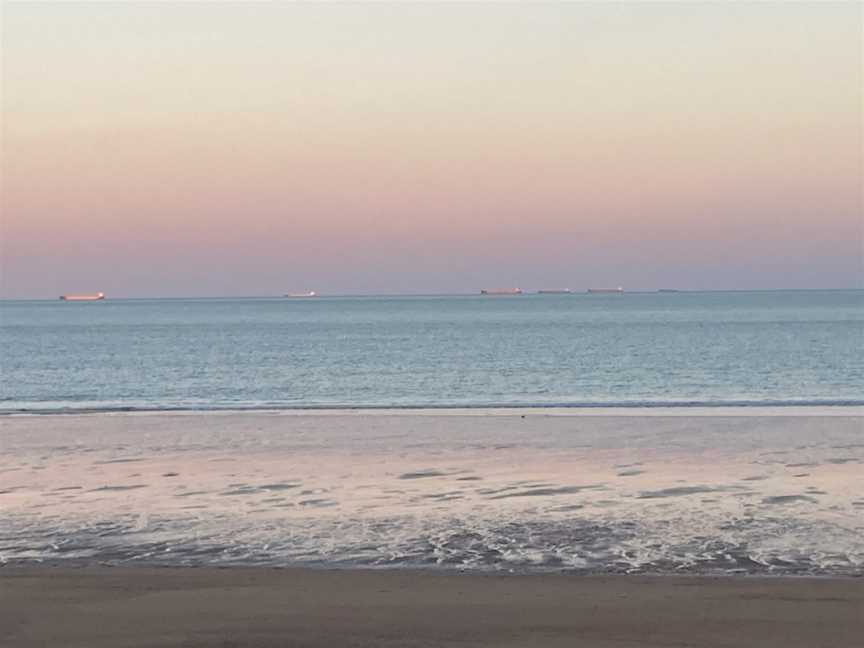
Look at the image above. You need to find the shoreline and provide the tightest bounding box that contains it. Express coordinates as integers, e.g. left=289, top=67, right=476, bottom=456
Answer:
left=4, top=562, right=863, bottom=579
left=4, top=404, right=864, bottom=417
left=3, top=557, right=863, bottom=578
left=2, top=567, right=862, bottom=647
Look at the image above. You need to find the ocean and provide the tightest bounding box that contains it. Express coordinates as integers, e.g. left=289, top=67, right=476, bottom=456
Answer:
left=2, top=290, right=862, bottom=412
left=1, top=290, right=863, bottom=575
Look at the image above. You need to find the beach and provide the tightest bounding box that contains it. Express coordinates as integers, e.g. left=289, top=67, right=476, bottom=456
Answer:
left=2, top=411, right=862, bottom=573
left=2, top=567, right=862, bottom=647
left=2, top=411, right=862, bottom=645
left=5, top=0, right=862, bottom=643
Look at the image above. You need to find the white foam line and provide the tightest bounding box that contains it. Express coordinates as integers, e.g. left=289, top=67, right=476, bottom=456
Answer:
left=5, top=406, right=862, bottom=418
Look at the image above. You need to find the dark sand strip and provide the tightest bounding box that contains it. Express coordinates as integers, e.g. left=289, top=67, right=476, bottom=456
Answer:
left=1, top=568, right=862, bottom=647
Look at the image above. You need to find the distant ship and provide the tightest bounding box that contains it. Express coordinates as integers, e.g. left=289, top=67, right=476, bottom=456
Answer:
left=284, top=291, right=317, bottom=298
left=59, top=292, right=105, bottom=301
left=587, top=287, right=623, bottom=294
left=480, top=288, right=522, bottom=295
left=657, top=289, right=681, bottom=293
left=537, top=289, right=572, bottom=294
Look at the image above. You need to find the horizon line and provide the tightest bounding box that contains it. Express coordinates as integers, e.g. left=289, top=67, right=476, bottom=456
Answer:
left=2, top=287, right=863, bottom=302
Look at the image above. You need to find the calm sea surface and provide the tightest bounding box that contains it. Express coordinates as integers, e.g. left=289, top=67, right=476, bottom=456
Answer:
left=1, top=290, right=863, bottom=412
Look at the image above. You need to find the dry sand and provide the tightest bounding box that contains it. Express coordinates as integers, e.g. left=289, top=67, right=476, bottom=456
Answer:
left=2, top=568, right=861, bottom=647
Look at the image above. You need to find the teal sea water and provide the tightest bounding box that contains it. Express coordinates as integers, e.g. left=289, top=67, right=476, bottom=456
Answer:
left=2, top=290, right=862, bottom=412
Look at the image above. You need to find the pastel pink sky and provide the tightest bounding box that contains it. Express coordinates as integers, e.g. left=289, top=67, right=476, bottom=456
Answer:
left=1, top=2, right=861, bottom=297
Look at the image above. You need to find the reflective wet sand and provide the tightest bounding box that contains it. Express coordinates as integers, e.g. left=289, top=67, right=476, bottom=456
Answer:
left=2, top=411, right=862, bottom=573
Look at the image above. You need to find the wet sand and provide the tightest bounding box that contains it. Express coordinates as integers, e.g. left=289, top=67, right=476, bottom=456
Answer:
left=3, top=412, right=863, bottom=573
left=1, top=567, right=862, bottom=647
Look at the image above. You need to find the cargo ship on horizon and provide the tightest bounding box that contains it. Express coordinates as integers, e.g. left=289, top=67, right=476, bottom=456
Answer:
left=587, top=287, right=623, bottom=294
left=59, top=292, right=105, bottom=301
left=284, top=291, right=317, bottom=298
left=480, top=288, right=522, bottom=295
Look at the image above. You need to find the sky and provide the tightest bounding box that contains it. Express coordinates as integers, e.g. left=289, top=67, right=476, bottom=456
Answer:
left=1, top=1, right=861, bottom=298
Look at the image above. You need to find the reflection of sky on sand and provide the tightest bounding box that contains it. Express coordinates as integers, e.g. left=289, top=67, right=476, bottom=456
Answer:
left=1, top=413, right=862, bottom=573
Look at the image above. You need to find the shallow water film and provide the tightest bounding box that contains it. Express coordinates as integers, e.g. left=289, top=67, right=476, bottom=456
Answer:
left=2, top=413, right=862, bottom=575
